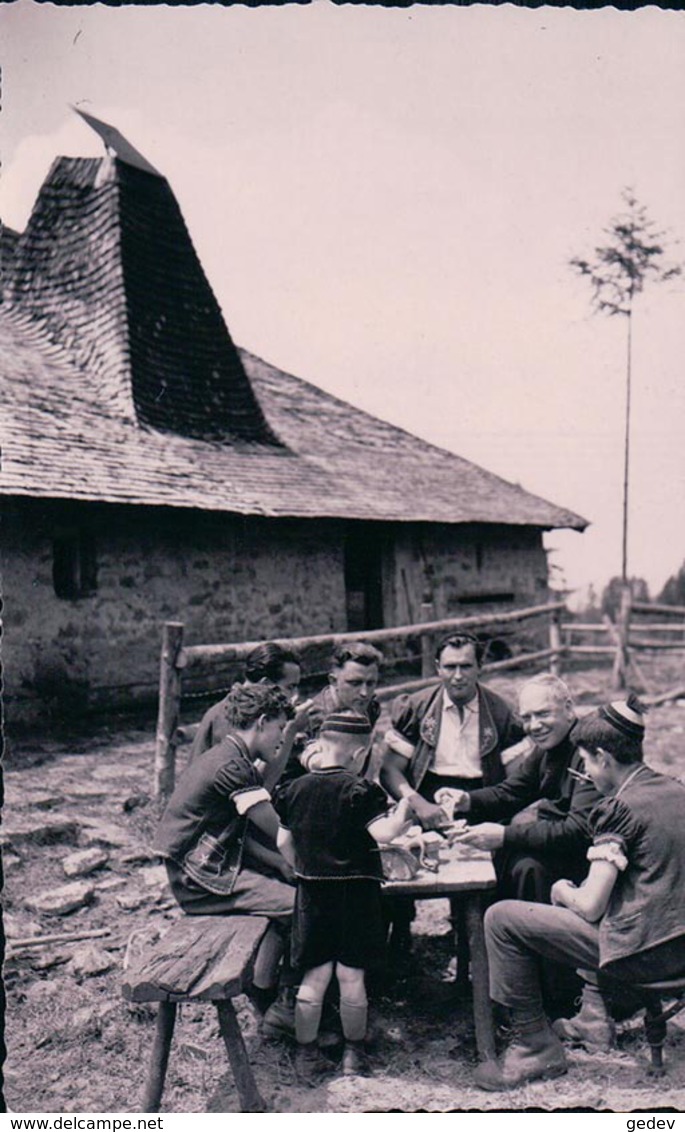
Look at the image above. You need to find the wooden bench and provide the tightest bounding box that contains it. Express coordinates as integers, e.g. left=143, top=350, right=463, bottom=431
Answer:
left=122, top=915, right=269, bottom=1112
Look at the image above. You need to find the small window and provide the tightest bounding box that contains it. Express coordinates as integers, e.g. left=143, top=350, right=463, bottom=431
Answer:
left=53, top=530, right=97, bottom=598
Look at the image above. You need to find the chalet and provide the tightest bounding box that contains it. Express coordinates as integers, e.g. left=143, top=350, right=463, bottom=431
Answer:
left=0, top=121, right=587, bottom=723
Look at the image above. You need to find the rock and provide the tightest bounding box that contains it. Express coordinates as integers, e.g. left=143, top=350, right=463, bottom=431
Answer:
left=4, top=914, right=43, bottom=939
left=70, top=944, right=116, bottom=978
left=18, top=792, right=65, bottom=811
left=139, top=865, right=169, bottom=889
left=120, top=849, right=159, bottom=867
left=62, top=847, right=110, bottom=878
left=63, top=783, right=111, bottom=801
left=97, top=876, right=127, bottom=892
left=79, top=820, right=133, bottom=849
left=116, top=891, right=147, bottom=912
left=122, top=792, right=151, bottom=813
left=1, top=816, right=81, bottom=848
left=31, top=949, right=72, bottom=971
left=26, top=881, right=95, bottom=916
left=91, top=765, right=133, bottom=781
left=3, top=851, right=22, bottom=871
left=24, top=978, right=69, bottom=1005
left=123, top=923, right=166, bottom=970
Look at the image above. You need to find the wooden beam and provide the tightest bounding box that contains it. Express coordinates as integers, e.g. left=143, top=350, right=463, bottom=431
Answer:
left=632, top=601, right=685, bottom=617
left=643, top=685, right=685, bottom=707
left=181, top=602, right=567, bottom=668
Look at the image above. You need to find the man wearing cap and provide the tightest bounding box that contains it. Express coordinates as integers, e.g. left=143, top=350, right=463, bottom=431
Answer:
left=472, top=696, right=685, bottom=1091
left=380, top=633, right=523, bottom=830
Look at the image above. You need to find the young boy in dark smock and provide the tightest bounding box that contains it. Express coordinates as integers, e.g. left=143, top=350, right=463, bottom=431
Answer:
left=274, top=712, right=413, bottom=1081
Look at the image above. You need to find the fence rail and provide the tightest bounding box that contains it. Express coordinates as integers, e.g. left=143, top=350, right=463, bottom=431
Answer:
left=153, top=592, right=685, bottom=800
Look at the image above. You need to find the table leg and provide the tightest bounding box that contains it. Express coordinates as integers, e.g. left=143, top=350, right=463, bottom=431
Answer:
left=463, top=893, right=496, bottom=1062
left=450, top=898, right=471, bottom=986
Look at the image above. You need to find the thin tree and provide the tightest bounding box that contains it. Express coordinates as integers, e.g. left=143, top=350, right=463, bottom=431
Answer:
left=570, top=189, right=682, bottom=582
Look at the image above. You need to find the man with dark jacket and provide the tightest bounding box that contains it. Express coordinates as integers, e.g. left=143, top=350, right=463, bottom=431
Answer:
left=450, top=673, right=602, bottom=903
left=380, top=633, right=523, bottom=830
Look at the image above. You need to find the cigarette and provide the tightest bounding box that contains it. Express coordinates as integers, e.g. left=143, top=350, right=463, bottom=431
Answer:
left=567, top=767, right=593, bottom=784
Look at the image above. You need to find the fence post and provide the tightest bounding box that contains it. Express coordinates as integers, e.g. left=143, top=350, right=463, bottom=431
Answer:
left=420, top=600, right=436, bottom=678
left=611, top=585, right=632, bottom=690
left=549, top=607, right=563, bottom=677
left=155, top=621, right=185, bottom=805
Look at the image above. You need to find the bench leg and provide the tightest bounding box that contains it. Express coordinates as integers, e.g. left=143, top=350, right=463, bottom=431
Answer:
left=142, top=1001, right=177, bottom=1112
left=216, top=1001, right=267, bottom=1112
left=463, top=893, right=496, bottom=1062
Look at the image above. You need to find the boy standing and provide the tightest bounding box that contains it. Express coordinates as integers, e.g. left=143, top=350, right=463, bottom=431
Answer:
left=274, top=712, right=412, bottom=1082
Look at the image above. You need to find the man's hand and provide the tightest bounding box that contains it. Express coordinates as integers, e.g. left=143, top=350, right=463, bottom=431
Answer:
left=550, top=879, right=577, bottom=908
left=290, top=699, right=324, bottom=736
left=434, top=787, right=471, bottom=817
left=452, top=822, right=505, bottom=851
left=407, top=793, right=451, bottom=832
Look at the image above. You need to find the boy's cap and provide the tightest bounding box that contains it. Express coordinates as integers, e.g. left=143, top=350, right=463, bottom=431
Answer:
left=320, top=712, right=371, bottom=735
left=597, top=698, right=645, bottom=739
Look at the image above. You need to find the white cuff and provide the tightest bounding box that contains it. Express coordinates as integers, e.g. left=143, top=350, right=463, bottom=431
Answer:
left=233, top=786, right=271, bottom=815
left=385, top=728, right=415, bottom=760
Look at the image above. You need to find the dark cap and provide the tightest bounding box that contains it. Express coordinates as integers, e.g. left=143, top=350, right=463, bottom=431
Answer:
left=597, top=697, right=646, bottom=740
left=320, top=712, right=372, bottom=735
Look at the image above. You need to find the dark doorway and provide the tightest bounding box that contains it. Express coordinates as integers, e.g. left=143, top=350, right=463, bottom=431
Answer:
left=344, top=524, right=384, bottom=632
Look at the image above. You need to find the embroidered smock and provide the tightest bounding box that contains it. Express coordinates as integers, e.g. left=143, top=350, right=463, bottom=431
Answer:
left=274, top=768, right=388, bottom=881
left=587, top=764, right=685, bottom=968
left=153, top=735, right=268, bottom=865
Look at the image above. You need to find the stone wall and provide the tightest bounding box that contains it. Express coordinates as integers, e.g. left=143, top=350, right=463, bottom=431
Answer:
left=2, top=501, right=551, bottom=724
left=2, top=499, right=347, bottom=723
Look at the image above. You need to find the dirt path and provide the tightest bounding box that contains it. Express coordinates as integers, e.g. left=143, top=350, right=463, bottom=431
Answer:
left=4, top=663, right=685, bottom=1113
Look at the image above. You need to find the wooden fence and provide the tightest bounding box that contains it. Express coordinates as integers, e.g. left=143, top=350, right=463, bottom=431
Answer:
left=154, top=600, right=565, bottom=800
left=154, top=594, right=685, bottom=799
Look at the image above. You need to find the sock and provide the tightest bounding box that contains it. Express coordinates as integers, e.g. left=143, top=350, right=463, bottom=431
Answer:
left=296, top=990, right=324, bottom=1045
left=340, top=998, right=368, bottom=1042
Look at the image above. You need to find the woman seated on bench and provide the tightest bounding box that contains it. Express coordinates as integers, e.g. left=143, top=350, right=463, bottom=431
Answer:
left=465, top=695, right=685, bottom=1091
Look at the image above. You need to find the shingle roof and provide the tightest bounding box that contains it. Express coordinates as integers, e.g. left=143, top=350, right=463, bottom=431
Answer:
left=0, top=149, right=587, bottom=532
left=5, top=156, right=280, bottom=444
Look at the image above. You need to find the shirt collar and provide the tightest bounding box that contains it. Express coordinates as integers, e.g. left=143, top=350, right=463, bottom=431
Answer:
left=441, top=689, right=478, bottom=714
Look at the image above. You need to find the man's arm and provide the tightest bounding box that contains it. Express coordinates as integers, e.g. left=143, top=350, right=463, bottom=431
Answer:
left=500, top=775, right=599, bottom=856
left=276, top=826, right=296, bottom=869
left=188, top=703, right=221, bottom=761
left=466, top=751, right=543, bottom=822
left=367, top=797, right=414, bottom=844
left=380, top=748, right=449, bottom=831
left=551, top=860, right=619, bottom=922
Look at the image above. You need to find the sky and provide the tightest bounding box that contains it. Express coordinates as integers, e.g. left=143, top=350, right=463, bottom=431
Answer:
left=2, top=1, right=684, bottom=605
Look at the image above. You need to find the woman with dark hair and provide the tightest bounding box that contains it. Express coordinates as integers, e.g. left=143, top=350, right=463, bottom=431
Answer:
left=471, top=695, right=685, bottom=1091
left=189, top=642, right=312, bottom=768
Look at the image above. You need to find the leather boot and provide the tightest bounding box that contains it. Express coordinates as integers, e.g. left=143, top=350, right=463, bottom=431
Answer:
left=552, top=983, right=615, bottom=1052
left=262, top=986, right=296, bottom=1040
left=473, top=1016, right=567, bottom=1091
left=294, top=1041, right=332, bottom=1087
left=341, top=1039, right=370, bottom=1077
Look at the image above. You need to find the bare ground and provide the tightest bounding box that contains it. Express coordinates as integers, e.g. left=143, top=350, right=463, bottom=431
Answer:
left=3, top=657, right=685, bottom=1114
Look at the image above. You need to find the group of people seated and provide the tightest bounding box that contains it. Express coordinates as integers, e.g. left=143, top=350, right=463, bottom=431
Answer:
left=153, top=633, right=685, bottom=1089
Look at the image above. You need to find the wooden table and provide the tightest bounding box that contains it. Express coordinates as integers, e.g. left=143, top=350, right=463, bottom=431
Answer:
left=382, top=843, right=497, bottom=1061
